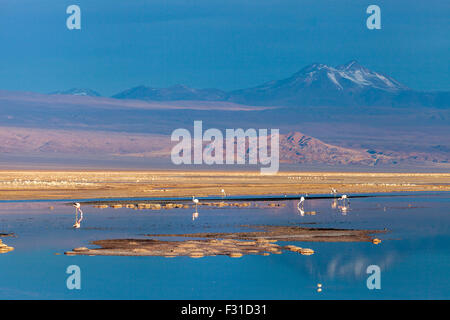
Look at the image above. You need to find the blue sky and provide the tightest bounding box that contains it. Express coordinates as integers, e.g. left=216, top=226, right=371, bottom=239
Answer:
left=0, top=0, right=448, bottom=96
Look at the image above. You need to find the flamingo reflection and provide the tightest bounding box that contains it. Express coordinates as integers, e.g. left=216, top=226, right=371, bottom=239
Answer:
left=72, top=202, right=83, bottom=228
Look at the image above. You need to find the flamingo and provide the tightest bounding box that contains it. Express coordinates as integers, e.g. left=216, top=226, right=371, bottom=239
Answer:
left=192, top=196, right=199, bottom=220
left=192, top=196, right=199, bottom=206
left=339, top=194, right=349, bottom=205
left=221, top=189, right=226, bottom=198
left=331, top=188, right=337, bottom=197
left=192, top=196, right=199, bottom=210
left=297, top=196, right=305, bottom=215
left=338, top=195, right=350, bottom=214
left=72, top=202, right=83, bottom=228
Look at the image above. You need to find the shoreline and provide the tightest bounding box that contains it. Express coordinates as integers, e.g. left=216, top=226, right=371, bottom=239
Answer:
left=0, top=170, right=448, bottom=201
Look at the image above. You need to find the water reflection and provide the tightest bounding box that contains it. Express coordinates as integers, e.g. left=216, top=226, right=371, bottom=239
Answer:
left=300, top=249, right=398, bottom=281
left=331, top=199, right=338, bottom=209
left=330, top=198, right=350, bottom=215
left=338, top=204, right=350, bottom=215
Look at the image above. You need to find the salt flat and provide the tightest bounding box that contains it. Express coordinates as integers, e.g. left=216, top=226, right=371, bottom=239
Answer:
left=0, top=170, right=448, bottom=200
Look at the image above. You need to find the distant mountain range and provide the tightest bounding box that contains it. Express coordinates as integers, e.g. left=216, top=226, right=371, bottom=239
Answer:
left=112, top=84, right=228, bottom=102
left=0, top=126, right=447, bottom=168
left=53, top=61, right=447, bottom=108
left=50, top=88, right=101, bottom=97
left=3, top=60, right=448, bottom=169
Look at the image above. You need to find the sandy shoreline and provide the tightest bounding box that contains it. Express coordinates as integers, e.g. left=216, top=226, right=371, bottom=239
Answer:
left=0, top=170, right=448, bottom=201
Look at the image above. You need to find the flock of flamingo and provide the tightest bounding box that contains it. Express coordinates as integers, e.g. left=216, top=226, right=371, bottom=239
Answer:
left=71, top=188, right=351, bottom=228
left=296, top=189, right=349, bottom=216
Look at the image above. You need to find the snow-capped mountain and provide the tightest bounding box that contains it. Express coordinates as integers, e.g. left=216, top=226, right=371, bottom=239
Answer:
left=50, top=88, right=102, bottom=97
left=266, top=60, right=406, bottom=92
left=227, top=61, right=414, bottom=106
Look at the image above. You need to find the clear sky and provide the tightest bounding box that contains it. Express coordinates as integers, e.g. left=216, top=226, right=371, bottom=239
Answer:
left=0, top=0, right=448, bottom=96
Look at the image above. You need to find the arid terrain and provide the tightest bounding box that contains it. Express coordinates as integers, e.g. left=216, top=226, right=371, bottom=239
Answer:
left=0, top=126, right=449, bottom=168
left=0, top=170, right=448, bottom=200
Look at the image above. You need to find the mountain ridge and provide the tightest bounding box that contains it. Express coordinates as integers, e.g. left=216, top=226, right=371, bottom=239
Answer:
left=112, top=84, right=228, bottom=101
left=110, top=61, right=448, bottom=108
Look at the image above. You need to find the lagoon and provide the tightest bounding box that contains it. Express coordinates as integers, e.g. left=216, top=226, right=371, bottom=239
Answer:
left=0, top=192, right=449, bottom=299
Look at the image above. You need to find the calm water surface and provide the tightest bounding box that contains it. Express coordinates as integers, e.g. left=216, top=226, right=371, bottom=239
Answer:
left=0, top=192, right=449, bottom=299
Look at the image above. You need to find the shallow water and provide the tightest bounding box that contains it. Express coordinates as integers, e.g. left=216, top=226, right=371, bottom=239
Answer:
left=0, top=192, right=449, bottom=299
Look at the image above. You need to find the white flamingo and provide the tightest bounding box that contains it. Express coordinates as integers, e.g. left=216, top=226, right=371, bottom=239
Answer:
left=192, top=196, right=199, bottom=210
left=339, top=194, right=349, bottom=205
left=72, top=202, right=83, bottom=228
left=331, top=188, right=337, bottom=197
left=297, top=196, right=305, bottom=215
left=192, top=196, right=199, bottom=221
left=338, top=195, right=350, bottom=213
left=221, top=189, right=226, bottom=198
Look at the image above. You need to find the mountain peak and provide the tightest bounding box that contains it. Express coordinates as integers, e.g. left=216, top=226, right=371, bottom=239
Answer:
left=299, top=63, right=332, bottom=73
left=343, top=60, right=360, bottom=67
left=338, top=60, right=367, bottom=71
left=290, top=60, right=406, bottom=92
